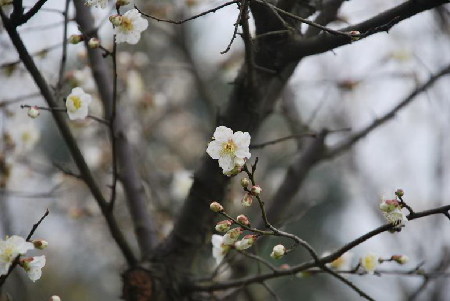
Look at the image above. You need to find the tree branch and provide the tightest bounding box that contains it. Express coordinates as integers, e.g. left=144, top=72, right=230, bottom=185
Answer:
left=286, top=0, right=448, bottom=61
left=74, top=1, right=157, bottom=258
left=327, top=63, right=450, bottom=158
left=0, top=7, right=137, bottom=266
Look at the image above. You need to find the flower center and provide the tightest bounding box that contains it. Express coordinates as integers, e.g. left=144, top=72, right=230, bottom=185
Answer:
left=70, top=96, right=82, bottom=110
left=1, top=246, right=15, bottom=261
left=221, top=140, right=236, bottom=155
left=120, top=17, right=134, bottom=31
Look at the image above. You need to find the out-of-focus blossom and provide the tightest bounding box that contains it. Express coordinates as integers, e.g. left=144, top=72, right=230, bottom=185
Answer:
left=85, top=0, right=107, bottom=8
left=361, top=253, right=379, bottom=274
left=170, top=170, right=193, bottom=202
left=326, top=252, right=353, bottom=271
left=211, top=234, right=230, bottom=265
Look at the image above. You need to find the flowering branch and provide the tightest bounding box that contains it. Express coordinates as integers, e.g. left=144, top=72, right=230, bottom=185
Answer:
left=0, top=209, right=49, bottom=287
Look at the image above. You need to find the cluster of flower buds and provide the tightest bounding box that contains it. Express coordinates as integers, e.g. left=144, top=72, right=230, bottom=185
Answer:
left=379, top=192, right=407, bottom=228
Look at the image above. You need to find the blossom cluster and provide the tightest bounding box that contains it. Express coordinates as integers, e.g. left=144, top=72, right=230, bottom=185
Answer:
left=0, top=235, right=47, bottom=282
left=379, top=196, right=407, bottom=228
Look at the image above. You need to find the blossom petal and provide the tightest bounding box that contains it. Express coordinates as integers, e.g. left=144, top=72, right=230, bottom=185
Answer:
left=213, top=126, right=233, bottom=142
left=206, top=141, right=222, bottom=159
left=218, top=155, right=234, bottom=172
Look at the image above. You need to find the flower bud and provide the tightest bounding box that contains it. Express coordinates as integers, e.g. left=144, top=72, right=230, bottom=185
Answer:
left=234, top=235, right=257, bottom=250
left=68, top=34, right=84, bottom=44
left=32, top=239, right=48, bottom=250
left=270, top=244, right=286, bottom=259
left=240, top=177, right=250, bottom=188
left=49, top=296, right=61, bottom=301
left=109, top=15, right=123, bottom=26
left=349, top=30, right=361, bottom=41
left=250, top=185, right=262, bottom=196
left=223, top=227, right=242, bottom=245
left=391, top=255, right=409, bottom=265
left=88, top=38, right=100, bottom=49
left=236, top=214, right=250, bottom=226
left=379, top=199, right=400, bottom=213
left=215, top=220, right=232, bottom=233
left=395, top=189, right=404, bottom=198
left=27, top=106, right=40, bottom=119
left=210, top=202, right=224, bottom=213
left=241, top=193, right=253, bottom=207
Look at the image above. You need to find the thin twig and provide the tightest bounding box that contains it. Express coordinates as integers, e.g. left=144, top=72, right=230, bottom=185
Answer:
left=55, top=0, right=71, bottom=100
left=221, top=2, right=245, bottom=54
left=135, top=1, right=240, bottom=24
left=250, top=133, right=317, bottom=149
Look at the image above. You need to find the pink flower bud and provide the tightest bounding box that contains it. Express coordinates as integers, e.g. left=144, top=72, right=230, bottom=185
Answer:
left=215, top=220, right=232, bottom=233
left=234, top=235, right=257, bottom=250
left=32, top=239, right=48, bottom=250
left=241, top=193, right=253, bottom=207
left=250, top=185, right=262, bottom=196
left=210, top=202, right=224, bottom=212
left=395, top=189, right=404, bottom=197
left=236, top=214, right=250, bottom=226
left=391, top=255, right=409, bottom=264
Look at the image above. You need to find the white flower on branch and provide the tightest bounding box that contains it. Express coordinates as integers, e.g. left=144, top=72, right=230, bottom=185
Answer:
left=20, top=255, right=46, bottom=282
left=360, top=253, right=379, bottom=274
left=0, top=235, right=34, bottom=276
left=206, top=126, right=251, bottom=174
left=211, top=234, right=230, bottom=265
left=65, top=87, right=92, bottom=120
left=85, top=0, right=107, bottom=8
left=114, top=9, right=149, bottom=45
left=270, top=244, right=286, bottom=259
left=379, top=198, right=407, bottom=227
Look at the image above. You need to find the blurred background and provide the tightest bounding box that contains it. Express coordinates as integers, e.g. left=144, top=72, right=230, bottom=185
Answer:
left=0, top=0, right=450, bottom=300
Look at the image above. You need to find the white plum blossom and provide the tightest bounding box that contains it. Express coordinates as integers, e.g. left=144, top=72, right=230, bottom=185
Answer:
left=379, top=198, right=407, bottom=228
left=206, top=126, right=251, bottom=174
left=12, top=122, right=40, bottom=152
left=20, top=255, right=46, bottom=282
left=211, top=234, right=230, bottom=265
left=114, top=9, right=149, bottom=45
left=360, top=253, right=379, bottom=274
left=65, top=87, right=92, bottom=120
left=85, top=0, right=107, bottom=8
left=0, top=235, right=34, bottom=276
